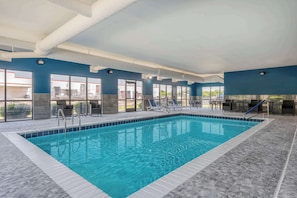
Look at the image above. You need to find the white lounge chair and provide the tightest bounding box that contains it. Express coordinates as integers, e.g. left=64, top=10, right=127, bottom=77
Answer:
left=172, top=99, right=182, bottom=111
left=147, top=99, right=162, bottom=111
left=147, top=99, right=169, bottom=112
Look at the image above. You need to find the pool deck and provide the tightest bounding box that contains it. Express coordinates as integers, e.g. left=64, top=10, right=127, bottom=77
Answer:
left=1, top=108, right=297, bottom=198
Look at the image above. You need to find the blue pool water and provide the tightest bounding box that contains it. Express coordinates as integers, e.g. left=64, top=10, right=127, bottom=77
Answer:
left=28, top=115, right=258, bottom=197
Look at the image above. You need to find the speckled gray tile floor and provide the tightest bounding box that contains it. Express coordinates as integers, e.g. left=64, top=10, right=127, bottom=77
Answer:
left=1, top=110, right=297, bottom=198
left=0, top=133, right=70, bottom=198
left=278, top=123, right=297, bottom=198
left=164, top=115, right=297, bottom=198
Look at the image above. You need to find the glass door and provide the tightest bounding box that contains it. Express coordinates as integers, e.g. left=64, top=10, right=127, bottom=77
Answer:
left=126, top=81, right=136, bottom=112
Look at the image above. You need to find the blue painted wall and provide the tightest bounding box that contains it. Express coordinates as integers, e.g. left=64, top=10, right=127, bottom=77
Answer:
left=190, top=83, right=197, bottom=96
left=0, top=58, right=143, bottom=94
left=3, top=59, right=296, bottom=98
left=100, top=69, right=142, bottom=94
left=143, top=79, right=153, bottom=95
left=224, top=65, right=297, bottom=95
left=0, top=58, right=190, bottom=95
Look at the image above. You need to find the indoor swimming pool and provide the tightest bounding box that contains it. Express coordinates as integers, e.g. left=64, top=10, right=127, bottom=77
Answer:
left=27, top=115, right=260, bottom=197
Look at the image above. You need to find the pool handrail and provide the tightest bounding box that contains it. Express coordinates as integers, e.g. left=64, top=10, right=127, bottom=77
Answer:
left=78, top=112, right=81, bottom=131
left=58, top=109, right=67, bottom=133
left=244, top=100, right=266, bottom=115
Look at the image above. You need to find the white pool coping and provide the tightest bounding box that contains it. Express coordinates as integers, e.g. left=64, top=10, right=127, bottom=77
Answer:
left=3, top=116, right=273, bottom=198
left=129, top=117, right=272, bottom=197
left=3, top=132, right=110, bottom=198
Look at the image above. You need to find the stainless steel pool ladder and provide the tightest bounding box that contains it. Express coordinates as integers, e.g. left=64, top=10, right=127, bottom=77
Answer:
left=78, top=112, right=81, bottom=131
left=58, top=109, right=81, bottom=132
left=58, top=109, right=67, bottom=133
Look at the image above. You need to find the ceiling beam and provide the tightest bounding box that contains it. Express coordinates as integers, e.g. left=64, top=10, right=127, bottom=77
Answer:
left=47, top=0, right=92, bottom=17
left=35, top=0, right=138, bottom=55
left=0, top=36, right=223, bottom=83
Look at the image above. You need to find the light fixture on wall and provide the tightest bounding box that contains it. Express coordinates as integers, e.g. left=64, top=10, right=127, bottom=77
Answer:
left=141, top=74, right=153, bottom=79
left=146, top=75, right=153, bottom=79
left=107, top=69, right=113, bottom=74
left=90, top=65, right=106, bottom=73
left=37, top=59, right=45, bottom=65
left=259, top=71, right=266, bottom=76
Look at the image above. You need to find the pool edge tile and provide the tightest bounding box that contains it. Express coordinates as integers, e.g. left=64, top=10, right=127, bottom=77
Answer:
left=2, top=132, right=111, bottom=198
left=129, top=117, right=272, bottom=198
left=3, top=114, right=273, bottom=198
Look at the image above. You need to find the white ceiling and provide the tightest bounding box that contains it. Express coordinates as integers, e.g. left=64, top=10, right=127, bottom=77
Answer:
left=0, top=0, right=297, bottom=83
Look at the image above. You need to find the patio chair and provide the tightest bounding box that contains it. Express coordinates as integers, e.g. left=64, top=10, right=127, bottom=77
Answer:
left=189, top=100, right=197, bottom=109
left=147, top=99, right=163, bottom=111
left=172, top=99, right=182, bottom=110
left=282, top=100, right=295, bottom=115
left=222, top=99, right=233, bottom=111
left=56, top=100, right=73, bottom=117
left=89, top=100, right=102, bottom=116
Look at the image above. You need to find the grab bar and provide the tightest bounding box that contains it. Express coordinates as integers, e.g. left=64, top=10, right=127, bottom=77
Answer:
left=78, top=112, right=81, bottom=131
left=244, top=100, right=268, bottom=119
left=57, top=109, right=67, bottom=133
left=244, top=100, right=265, bottom=115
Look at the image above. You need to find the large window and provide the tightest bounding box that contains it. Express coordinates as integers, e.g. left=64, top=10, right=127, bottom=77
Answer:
left=153, top=84, right=173, bottom=106
left=153, top=84, right=160, bottom=100
left=71, top=76, right=86, bottom=101
left=118, top=79, right=126, bottom=112
left=160, top=84, right=166, bottom=99
left=0, top=69, right=4, bottom=122
left=202, top=86, right=224, bottom=108
left=88, top=78, right=102, bottom=100
left=51, top=74, right=101, bottom=116
left=176, top=86, right=191, bottom=106
left=51, top=74, right=69, bottom=100
left=0, top=69, right=33, bottom=122
left=118, top=79, right=143, bottom=112
left=136, top=81, right=143, bottom=111
left=70, top=76, right=87, bottom=114
left=167, top=85, right=172, bottom=100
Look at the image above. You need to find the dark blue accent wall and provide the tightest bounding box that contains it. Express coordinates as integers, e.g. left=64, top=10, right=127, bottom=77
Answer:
left=143, top=79, right=153, bottom=95
left=190, top=84, right=197, bottom=96
left=100, top=69, right=142, bottom=94
left=193, top=82, right=224, bottom=96
left=224, top=65, right=297, bottom=95
left=0, top=58, right=143, bottom=94
left=1, top=58, right=90, bottom=93
left=0, top=58, right=190, bottom=95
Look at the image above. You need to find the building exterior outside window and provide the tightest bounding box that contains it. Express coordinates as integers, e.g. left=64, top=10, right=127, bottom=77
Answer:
left=0, top=69, right=33, bottom=122
left=50, top=74, right=101, bottom=116
left=176, top=86, right=191, bottom=106
left=202, top=86, right=224, bottom=108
